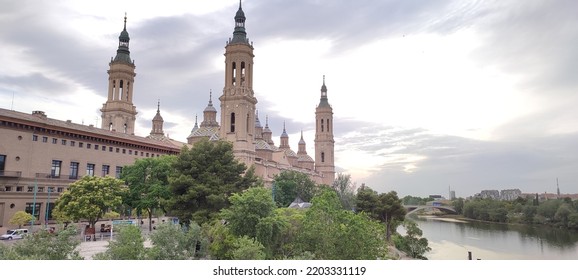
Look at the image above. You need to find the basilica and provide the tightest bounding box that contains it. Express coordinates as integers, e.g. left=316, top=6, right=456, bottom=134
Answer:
left=0, top=3, right=334, bottom=230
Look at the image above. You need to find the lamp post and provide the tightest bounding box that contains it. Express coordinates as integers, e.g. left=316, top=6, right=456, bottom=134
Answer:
left=45, top=187, right=51, bottom=228
left=30, top=177, right=38, bottom=231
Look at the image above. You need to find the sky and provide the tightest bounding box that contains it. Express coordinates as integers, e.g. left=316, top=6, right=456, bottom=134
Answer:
left=1, top=0, right=578, bottom=198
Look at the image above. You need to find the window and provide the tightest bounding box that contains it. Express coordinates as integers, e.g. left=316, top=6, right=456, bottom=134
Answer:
left=102, top=146, right=106, bottom=151
left=25, top=202, right=41, bottom=220
left=33, top=135, right=38, bottom=141
left=51, top=160, right=62, bottom=178
left=102, top=165, right=110, bottom=177
left=230, top=113, right=236, bottom=132
left=27, top=186, right=34, bottom=192
left=38, top=187, right=44, bottom=193
left=62, top=139, right=67, bottom=145
left=48, top=187, right=55, bottom=193
left=79, top=142, right=84, bottom=148
left=57, top=187, right=64, bottom=193
left=321, top=119, right=324, bottom=132
left=46, top=202, right=55, bottom=220
left=0, top=154, right=5, bottom=173
left=5, top=186, right=11, bottom=192
left=321, top=152, right=325, bottom=163
left=87, top=163, right=95, bottom=176
left=141, top=152, right=144, bottom=156
left=95, top=144, right=99, bottom=150
left=87, top=143, right=91, bottom=149
left=42, top=136, right=48, bottom=143
left=71, top=141, right=75, bottom=147
left=109, top=147, right=113, bottom=152
left=146, top=153, right=149, bottom=157
left=69, top=162, right=79, bottom=179
left=129, top=150, right=132, bottom=155
left=327, top=119, right=330, bottom=132
left=16, top=186, right=23, bottom=192
left=116, top=148, right=120, bottom=153
left=122, top=149, right=126, bottom=154
left=52, top=138, right=57, bottom=144
left=115, top=166, right=123, bottom=179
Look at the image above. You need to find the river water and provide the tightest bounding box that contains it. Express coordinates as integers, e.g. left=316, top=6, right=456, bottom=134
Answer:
left=408, top=216, right=578, bottom=260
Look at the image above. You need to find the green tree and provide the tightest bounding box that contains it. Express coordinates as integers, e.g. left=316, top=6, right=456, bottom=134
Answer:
left=147, top=222, right=207, bottom=260
left=167, top=139, right=258, bottom=225
left=273, top=170, right=318, bottom=207
left=393, top=220, right=431, bottom=259
left=332, top=173, right=357, bottom=210
left=9, top=211, right=33, bottom=228
left=53, top=176, right=127, bottom=232
left=94, top=225, right=145, bottom=260
left=221, top=187, right=276, bottom=238
left=537, top=199, right=563, bottom=221
left=298, top=189, right=387, bottom=259
left=452, top=198, right=465, bottom=215
left=554, top=203, right=574, bottom=226
left=231, top=236, right=266, bottom=260
left=355, top=186, right=406, bottom=241
left=0, top=226, right=82, bottom=260
left=122, top=155, right=176, bottom=231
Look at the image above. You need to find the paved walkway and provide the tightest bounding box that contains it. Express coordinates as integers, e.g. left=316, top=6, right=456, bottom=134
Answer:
left=78, top=238, right=153, bottom=259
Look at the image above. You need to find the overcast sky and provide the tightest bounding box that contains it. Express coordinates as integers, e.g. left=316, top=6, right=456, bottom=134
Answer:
left=2, top=0, right=578, bottom=198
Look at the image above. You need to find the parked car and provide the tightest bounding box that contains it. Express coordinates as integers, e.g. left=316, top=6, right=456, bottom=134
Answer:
left=0, top=229, right=29, bottom=240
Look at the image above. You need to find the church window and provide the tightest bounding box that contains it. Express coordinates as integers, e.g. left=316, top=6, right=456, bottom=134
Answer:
left=241, top=62, right=246, bottom=85
left=246, top=113, right=249, bottom=132
left=232, top=62, right=237, bottom=86
left=109, top=123, right=113, bottom=131
left=126, top=82, right=130, bottom=101
left=327, top=119, right=330, bottom=132
left=321, top=152, right=325, bottom=163
left=113, top=80, right=116, bottom=100
left=230, top=113, right=236, bottom=132
left=124, top=123, right=127, bottom=133
left=119, top=80, right=124, bottom=100
left=321, top=119, right=324, bottom=132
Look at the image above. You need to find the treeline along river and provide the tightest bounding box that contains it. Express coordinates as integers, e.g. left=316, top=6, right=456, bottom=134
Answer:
left=409, top=216, right=578, bottom=260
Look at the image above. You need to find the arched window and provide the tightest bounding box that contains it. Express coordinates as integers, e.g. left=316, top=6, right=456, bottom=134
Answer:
left=119, top=80, right=124, bottom=100
left=327, top=119, right=330, bottom=132
left=321, top=152, right=325, bottom=163
left=230, top=113, right=236, bottom=132
left=109, top=123, right=113, bottom=131
left=321, top=119, right=324, bottom=132
left=241, top=62, right=246, bottom=85
left=232, top=62, right=237, bottom=86
left=123, top=123, right=127, bottom=133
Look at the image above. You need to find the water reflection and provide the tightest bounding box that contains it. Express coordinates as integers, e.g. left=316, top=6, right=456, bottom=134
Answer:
left=409, top=216, right=578, bottom=260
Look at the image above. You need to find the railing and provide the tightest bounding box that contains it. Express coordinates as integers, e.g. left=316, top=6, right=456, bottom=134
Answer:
left=0, top=170, right=22, bottom=177
left=35, top=173, right=77, bottom=181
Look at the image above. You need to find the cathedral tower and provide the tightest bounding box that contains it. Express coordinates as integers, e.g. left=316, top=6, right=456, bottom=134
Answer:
left=314, top=76, right=335, bottom=185
left=219, top=1, right=257, bottom=165
left=149, top=101, right=164, bottom=137
left=101, top=15, right=137, bottom=134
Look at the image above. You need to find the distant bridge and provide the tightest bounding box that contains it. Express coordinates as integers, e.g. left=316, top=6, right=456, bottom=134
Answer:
left=403, top=205, right=457, bottom=215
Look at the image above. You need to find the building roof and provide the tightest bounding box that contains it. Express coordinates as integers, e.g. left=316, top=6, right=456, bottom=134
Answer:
left=0, top=108, right=185, bottom=151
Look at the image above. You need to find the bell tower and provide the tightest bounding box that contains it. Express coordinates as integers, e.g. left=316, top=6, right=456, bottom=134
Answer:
left=219, top=1, right=257, bottom=165
left=314, top=76, right=335, bottom=185
left=101, top=14, right=137, bottom=134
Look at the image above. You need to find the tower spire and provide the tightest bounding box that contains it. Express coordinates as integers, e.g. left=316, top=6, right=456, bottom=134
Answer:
left=230, top=0, right=248, bottom=44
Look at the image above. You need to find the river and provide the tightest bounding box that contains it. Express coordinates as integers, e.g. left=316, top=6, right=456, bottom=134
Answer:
left=407, top=215, right=578, bottom=260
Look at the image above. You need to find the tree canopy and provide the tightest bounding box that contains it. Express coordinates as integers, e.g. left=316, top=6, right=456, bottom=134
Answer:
left=355, top=186, right=406, bottom=241
left=273, top=170, right=318, bottom=207
left=53, top=176, right=127, bottom=229
left=166, top=139, right=259, bottom=225
left=122, top=155, right=176, bottom=231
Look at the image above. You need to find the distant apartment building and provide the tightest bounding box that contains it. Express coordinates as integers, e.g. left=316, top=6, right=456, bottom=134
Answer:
left=475, top=190, right=500, bottom=200
left=473, top=188, right=522, bottom=201
left=500, top=189, right=522, bottom=201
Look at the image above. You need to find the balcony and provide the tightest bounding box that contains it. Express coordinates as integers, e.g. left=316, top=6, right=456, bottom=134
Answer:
left=0, top=170, right=22, bottom=178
